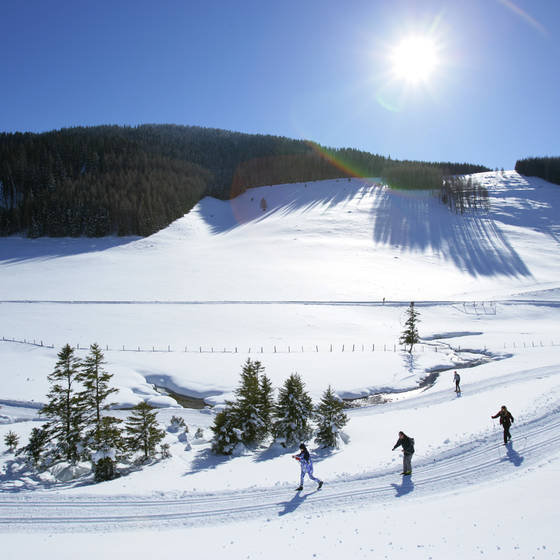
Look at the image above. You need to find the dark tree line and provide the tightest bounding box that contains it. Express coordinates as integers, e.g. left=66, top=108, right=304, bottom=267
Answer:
left=515, top=156, right=560, bottom=186
left=0, top=124, right=489, bottom=237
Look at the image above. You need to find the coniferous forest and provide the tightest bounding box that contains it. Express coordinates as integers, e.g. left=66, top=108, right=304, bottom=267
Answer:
left=0, top=124, right=490, bottom=238
left=515, top=156, right=560, bottom=186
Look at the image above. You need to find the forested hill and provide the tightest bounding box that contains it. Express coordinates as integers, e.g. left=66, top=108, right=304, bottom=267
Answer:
left=0, top=124, right=489, bottom=238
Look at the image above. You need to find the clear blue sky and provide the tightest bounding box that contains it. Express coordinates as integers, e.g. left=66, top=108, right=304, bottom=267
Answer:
left=1, top=0, right=559, bottom=170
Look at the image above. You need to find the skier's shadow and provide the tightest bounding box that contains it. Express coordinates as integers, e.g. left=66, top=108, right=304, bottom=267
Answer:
left=278, top=489, right=317, bottom=516
left=391, top=475, right=415, bottom=497
left=504, top=442, right=524, bottom=467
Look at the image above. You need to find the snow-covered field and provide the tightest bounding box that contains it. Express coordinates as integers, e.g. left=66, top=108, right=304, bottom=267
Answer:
left=1, top=171, right=559, bottom=558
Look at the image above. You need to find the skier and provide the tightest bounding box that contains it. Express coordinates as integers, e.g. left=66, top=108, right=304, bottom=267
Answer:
left=453, top=371, right=461, bottom=393
left=491, top=405, right=514, bottom=444
left=292, top=443, right=323, bottom=491
left=392, top=431, right=415, bottom=475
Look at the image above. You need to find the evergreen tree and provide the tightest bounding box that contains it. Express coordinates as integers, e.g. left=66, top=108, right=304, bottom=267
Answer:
left=90, top=416, right=126, bottom=482
left=400, top=302, right=420, bottom=353
left=40, top=344, right=85, bottom=463
left=272, top=373, right=314, bottom=447
left=314, top=386, right=348, bottom=448
left=78, top=343, right=118, bottom=442
left=210, top=406, right=242, bottom=455
left=234, top=359, right=268, bottom=446
left=4, top=430, right=19, bottom=453
left=257, top=372, right=274, bottom=442
left=17, top=426, right=49, bottom=466
left=125, top=402, right=166, bottom=461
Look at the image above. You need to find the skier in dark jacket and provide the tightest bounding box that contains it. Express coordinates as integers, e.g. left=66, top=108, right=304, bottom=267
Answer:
left=492, top=405, right=514, bottom=444
left=392, top=431, right=414, bottom=475
left=292, top=443, right=323, bottom=491
left=453, top=371, right=461, bottom=393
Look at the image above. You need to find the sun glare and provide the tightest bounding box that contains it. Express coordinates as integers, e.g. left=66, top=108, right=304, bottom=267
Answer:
left=390, top=35, right=439, bottom=84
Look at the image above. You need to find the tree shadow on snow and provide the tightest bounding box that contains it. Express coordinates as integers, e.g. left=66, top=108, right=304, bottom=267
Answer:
left=504, top=442, right=524, bottom=467
left=0, top=236, right=139, bottom=265
left=371, top=188, right=531, bottom=278
left=182, top=447, right=231, bottom=476
left=391, top=475, right=415, bottom=497
left=199, top=180, right=375, bottom=234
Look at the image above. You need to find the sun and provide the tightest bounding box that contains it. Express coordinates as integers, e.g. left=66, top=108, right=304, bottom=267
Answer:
left=390, top=35, right=440, bottom=85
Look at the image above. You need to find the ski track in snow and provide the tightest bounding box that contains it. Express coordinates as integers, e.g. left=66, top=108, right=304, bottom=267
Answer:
left=1, top=395, right=558, bottom=533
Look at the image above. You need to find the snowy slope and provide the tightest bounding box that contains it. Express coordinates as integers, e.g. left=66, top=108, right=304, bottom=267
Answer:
left=0, top=171, right=559, bottom=302
left=1, top=171, right=559, bottom=558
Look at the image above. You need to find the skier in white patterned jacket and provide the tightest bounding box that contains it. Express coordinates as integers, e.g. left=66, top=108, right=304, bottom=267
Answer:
left=292, top=443, right=323, bottom=491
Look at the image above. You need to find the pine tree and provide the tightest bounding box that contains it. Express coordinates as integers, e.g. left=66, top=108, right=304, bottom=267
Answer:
left=400, top=302, right=420, bottom=353
left=125, top=402, right=166, bottom=461
left=257, top=372, right=274, bottom=442
left=314, top=386, right=348, bottom=448
left=210, top=406, right=242, bottom=455
left=234, top=359, right=269, bottom=446
left=4, top=430, right=19, bottom=453
left=17, top=426, right=49, bottom=466
left=78, top=343, right=118, bottom=443
left=272, top=373, right=314, bottom=447
left=40, top=344, right=85, bottom=463
left=92, top=416, right=125, bottom=482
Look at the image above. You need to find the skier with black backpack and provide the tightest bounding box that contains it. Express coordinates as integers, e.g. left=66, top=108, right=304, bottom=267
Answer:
left=392, top=431, right=415, bottom=475
left=491, top=405, right=514, bottom=444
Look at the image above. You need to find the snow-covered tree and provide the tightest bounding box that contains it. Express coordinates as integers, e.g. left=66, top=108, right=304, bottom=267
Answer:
left=258, top=371, right=274, bottom=441
left=90, top=415, right=126, bottom=481
left=168, top=415, right=186, bottom=433
left=272, top=373, right=313, bottom=447
left=400, top=301, right=420, bottom=353
left=40, top=344, right=85, bottom=463
left=314, top=386, right=348, bottom=448
left=211, top=406, right=242, bottom=455
left=4, top=430, right=19, bottom=453
left=234, top=359, right=269, bottom=446
left=125, top=402, right=166, bottom=462
left=78, top=343, right=118, bottom=443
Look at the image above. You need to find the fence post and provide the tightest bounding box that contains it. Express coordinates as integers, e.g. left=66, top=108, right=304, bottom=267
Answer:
left=168, top=345, right=171, bottom=352
left=342, top=344, right=344, bottom=352
left=274, top=345, right=277, bottom=353
left=316, top=345, right=318, bottom=352
left=372, top=343, right=375, bottom=351
left=330, top=344, right=332, bottom=352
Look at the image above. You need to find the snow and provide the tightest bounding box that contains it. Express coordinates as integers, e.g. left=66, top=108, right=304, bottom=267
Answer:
left=1, top=171, right=559, bottom=558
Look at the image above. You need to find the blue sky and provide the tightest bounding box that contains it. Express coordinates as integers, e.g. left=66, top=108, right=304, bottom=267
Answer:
left=1, top=0, right=559, bottom=170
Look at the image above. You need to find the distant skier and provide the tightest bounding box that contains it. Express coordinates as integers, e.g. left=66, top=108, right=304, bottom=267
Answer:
left=392, top=431, right=415, bottom=475
left=492, top=405, right=514, bottom=444
left=453, top=371, right=461, bottom=393
left=292, top=443, right=323, bottom=491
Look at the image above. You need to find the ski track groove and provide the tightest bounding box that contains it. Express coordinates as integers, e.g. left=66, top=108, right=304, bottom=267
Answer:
left=1, top=407, right=558, bottom=533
